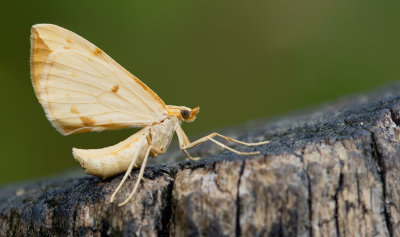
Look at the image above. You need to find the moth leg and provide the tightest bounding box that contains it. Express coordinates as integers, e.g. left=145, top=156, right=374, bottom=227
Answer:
left=185, top=135, right=259, bottom=155
left=207, top=137, right=259, bottom=155
left=110, top=140, right=144, bottom=203
left=183, top=149, right=200, bottom=161
left=213, top=133, right=269, bottom=146
left=188, top=133, right=269, bottom=148
left=176, top=126, right=200, bottom=160
left=183, top=133, right=266, bottom=153
left=119, top=145, right=152, bottom=206
left=176, top=126, right=263, bottom=156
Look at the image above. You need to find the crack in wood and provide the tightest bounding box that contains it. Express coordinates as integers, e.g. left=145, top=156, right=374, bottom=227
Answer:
left=334, top=168, right=344, bottom=237
left=235, top=159, right=245, bottom=237
left=370, top=132, right=393, bottom=237
left=306, top=172, right=313, bottom=237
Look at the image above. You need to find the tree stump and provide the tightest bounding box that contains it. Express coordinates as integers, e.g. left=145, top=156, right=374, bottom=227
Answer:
left=2, top=82, right=400, bottom=236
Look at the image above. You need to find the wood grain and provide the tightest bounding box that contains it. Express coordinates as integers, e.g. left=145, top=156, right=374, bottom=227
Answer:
left=2, top=81, right=400, bottom=236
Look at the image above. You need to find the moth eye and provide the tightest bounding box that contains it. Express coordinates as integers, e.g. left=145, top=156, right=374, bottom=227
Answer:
left=181, top=110, right=190, bottom=120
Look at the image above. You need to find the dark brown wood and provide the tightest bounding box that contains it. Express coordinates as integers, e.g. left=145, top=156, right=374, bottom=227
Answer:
left=2, top=82, right=400, bottom=236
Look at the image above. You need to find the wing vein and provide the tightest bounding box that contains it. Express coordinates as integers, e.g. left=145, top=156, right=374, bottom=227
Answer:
left=53, top=111, right=149, bottom=120
left=47, top=73, right=105, bottom=91
left=47, top=73, right=144, bottom=111
left=45, top=85, right=98, bottom=97
left=77, top=54, right=156, bottom=112
left=52, top=61, right=104, bottom=78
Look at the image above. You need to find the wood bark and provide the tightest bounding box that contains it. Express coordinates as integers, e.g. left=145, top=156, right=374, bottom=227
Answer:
left=2, top=82, right=400, bottom=236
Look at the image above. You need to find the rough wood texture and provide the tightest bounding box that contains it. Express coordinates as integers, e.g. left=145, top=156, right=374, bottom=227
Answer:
left=2, top=82, right=400, bottom=236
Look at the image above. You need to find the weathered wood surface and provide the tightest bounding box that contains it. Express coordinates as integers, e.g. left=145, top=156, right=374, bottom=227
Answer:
left=2, top=82, right=400, bottom=236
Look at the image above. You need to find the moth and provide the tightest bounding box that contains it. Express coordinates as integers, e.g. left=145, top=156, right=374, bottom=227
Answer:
left=30, top=24, right=269, bottom=206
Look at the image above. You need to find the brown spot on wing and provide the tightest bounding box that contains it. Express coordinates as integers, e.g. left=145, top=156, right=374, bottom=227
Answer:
left=63, top=45, right=71, bottom=49
left=66, top=38, right=72, bottom=43
left=111, top=85, right=119, bottom=93
left=71, top=72, right=77, bottom=77
left=80, top=116, right=95, bottom=126
left=93, top=48, right=103, bottom=56
left=86, top=40, right=166, bottom=110
left=70, top=106, right=79, bottom=114
left=109, top=61, right=167, bottom=109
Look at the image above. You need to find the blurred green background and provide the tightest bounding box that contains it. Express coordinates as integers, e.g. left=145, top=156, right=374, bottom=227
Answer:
left=1, top=0, right=400, bottom=185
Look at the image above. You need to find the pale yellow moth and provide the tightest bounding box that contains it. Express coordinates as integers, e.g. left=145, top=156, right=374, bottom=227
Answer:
left=30, top=24, right=269, bottom=206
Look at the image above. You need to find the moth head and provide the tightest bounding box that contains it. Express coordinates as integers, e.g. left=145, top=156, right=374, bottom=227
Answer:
left=180, top=106, right=199, bottom=122
left=166, top=105, right=200, bottom=122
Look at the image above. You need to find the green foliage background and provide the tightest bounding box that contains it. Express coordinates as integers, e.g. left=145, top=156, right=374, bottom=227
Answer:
left=1, top=0, right=399, bottom=184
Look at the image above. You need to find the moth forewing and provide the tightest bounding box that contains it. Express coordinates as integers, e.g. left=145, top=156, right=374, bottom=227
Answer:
left=30, top=24, right=167, bottom=135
